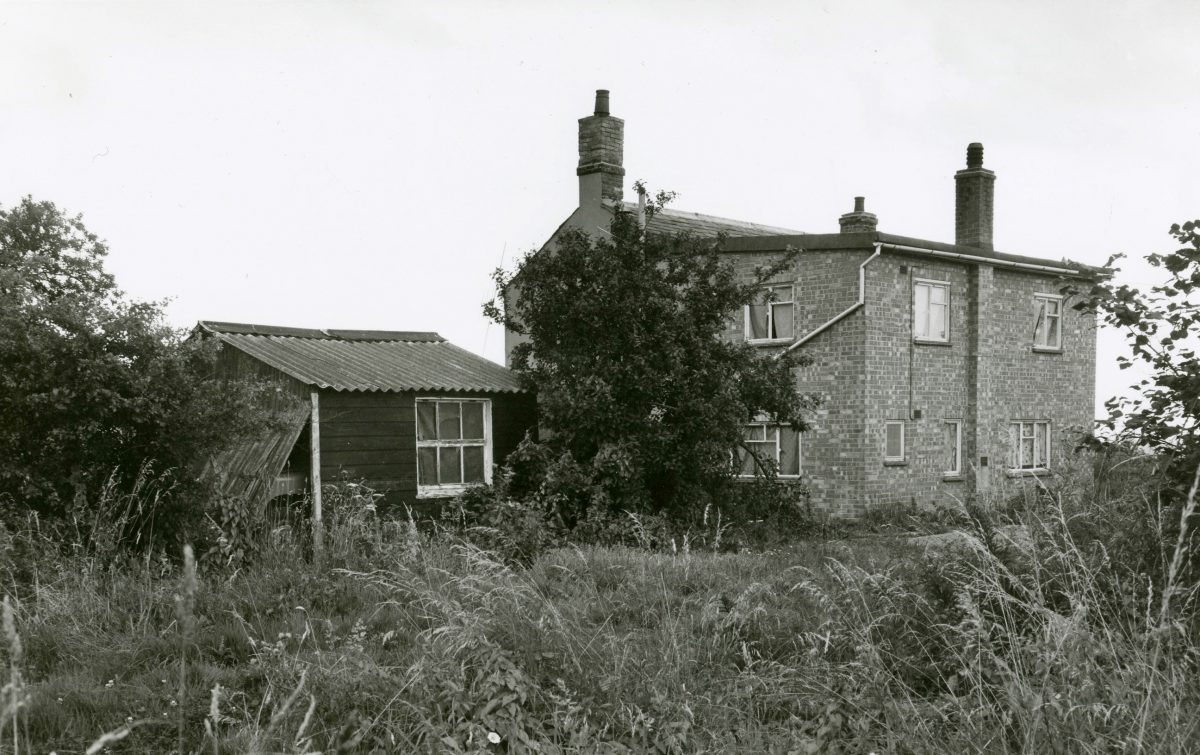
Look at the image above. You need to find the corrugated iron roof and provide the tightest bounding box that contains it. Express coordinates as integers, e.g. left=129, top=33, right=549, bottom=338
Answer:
left=197, top=321, right=526, bottom=394
left=621, top=202, right=803, bottom=237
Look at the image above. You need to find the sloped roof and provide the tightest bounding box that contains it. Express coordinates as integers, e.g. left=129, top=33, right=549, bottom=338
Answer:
left=197, top=321, right=526, bottom=394
left=620, top=202, right=802, bottom=237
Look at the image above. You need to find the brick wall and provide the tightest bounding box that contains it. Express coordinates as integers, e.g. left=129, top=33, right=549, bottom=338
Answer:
left=719, top=246, right=1097, bottom=515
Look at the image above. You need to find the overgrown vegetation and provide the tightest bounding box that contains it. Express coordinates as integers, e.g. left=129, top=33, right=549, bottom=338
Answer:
left=0, top=197, right=285, bottom=546
left=0, top=460, right=1196, bottom=753
left=486, top=186, right=817, bottom=521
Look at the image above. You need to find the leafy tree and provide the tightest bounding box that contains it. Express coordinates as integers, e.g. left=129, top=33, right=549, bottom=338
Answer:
left=487, top=188, right=816, bottom=519
left=0, top=196, right=280, bottom=545
left=1073, top=219, right=1200, bottom=493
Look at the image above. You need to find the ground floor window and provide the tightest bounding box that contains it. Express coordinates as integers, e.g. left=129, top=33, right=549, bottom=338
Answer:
left=1008, top=420, right=1050, bottom=471
left=944, top=419, right=962, bottom=476
left=417, top=398, right=491, bottom=493
left=735, top=422, right=801, bottom=477
left=884, top=421, right=905, bottom=462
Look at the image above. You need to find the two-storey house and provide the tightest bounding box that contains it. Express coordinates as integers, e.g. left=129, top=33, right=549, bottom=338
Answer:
left=507, top=90, right=1101, bottom=514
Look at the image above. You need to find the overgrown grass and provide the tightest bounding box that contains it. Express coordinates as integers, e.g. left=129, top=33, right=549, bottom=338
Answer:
left=1, top=459, right=1198, bottom=753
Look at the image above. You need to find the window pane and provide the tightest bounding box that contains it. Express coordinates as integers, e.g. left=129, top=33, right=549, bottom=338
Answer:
left=737, top=447, right=757, bottom=476
left=418, top=447, right=437, bottom=485
left=914, top=285, right=929, bottom=338
left=773, top=285, right=793, bottom=303
left=747, top=303, right=769, bottom=339
left=932, top=303, right=947, bottom=340
left=773, top=303, right=794, bottom=339
left=946, top=422, right=959, bottom=473
left=746, top=425, right=766, bottom=441
left=462, top=402, right=485, bottom=440
left=417, top=401, right=437, bottom=441
left=885, top=423, right=903, bottom=458
left=930, top=285, right=946, bottom=305
left=438, top=446, right=462, bottom=484
left=1047, top=314, right=1059, bottom=347
left=1021, top=436, right=1034, bottom=468
left=779, top=427, right=801, bottom=476
left=463, top=445, right=485, bottom=482
left=763, top=426, right=779, bottom=442
left=438, top=402, right=461, bottom=440
left=1008, top=424, right=1019, bottom=468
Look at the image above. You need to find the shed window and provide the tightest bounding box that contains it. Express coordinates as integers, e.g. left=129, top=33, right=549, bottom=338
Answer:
left=745, top=285, right=794, bottom=342
left=913, top=280, right=950, bottom=342
left=1034, top=294, right=1063, bottom=350
left=417, top=399, right=491, bottom=494
left=734, top=422, right=802, bottom=478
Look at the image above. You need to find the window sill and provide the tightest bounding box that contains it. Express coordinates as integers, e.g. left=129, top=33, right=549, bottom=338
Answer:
left=1032, top=347, right=1063, bottom=354
left=1005, top=468, right=1050, bottom=479
left=417, top=483, right=487, bottom=499
left=746, top=338, right=792, bottom=348
left=883, top=460, right=907, bottom=467
left=912, top=338, right=952, bottom=347
left=941, top=474, right=965, bottom=482
left=734, top=474, right=804, bottom=482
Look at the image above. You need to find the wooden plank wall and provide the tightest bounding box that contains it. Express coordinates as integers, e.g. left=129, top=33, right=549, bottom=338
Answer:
left=318, top=389, right=537, bottom=508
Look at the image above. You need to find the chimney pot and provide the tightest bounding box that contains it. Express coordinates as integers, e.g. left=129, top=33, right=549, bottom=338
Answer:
left=966, top=142, right=984, bottom=169
left=594, top=89, right=610, bottom=116
left=839, top=195, right=878, bottom=234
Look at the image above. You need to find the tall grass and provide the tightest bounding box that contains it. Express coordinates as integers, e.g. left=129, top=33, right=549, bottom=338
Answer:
left=0, top=464, right=1196, bottom=752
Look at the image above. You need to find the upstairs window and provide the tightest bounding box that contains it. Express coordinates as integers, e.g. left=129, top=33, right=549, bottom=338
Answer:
left=1008, top=420, right=1051, bottom=472
left=417, top=399, right=491, bottom=494
left=1034, top=294, right=1063, bottom=350
left=745, top=285, right=794, bottom=343
left=913, top=279, right=950, bottom=343
left=734, top=422, right=802, bottom=477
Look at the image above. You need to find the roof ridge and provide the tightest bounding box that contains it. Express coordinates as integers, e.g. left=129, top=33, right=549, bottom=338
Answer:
left=198, top=321, right=444, bottom=343
left=617, top=201, right=803, bottom=235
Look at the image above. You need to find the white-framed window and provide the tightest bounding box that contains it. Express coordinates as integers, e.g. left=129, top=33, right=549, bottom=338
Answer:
left=913, top=279, right=950, bottom=343
left=734, top=422, right=802, bottom=477
left=944, top=419, right=962, bottom=477
left=744, top=284, right=795, bottom=343
left=1008, top=420, right=1051, bottom=472
left=1034, top=294, right=1063, bottom=350
left=416, top=398, right=492, bottom=496
left=884, top=421, right=905, bottom=462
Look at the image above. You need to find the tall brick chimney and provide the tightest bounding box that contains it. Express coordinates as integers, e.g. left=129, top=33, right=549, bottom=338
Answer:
left=839, top=196, right=878, bottom=233
left=954, top=142, right=995, bottom=250
left=577, top=89, right=625, bottom=206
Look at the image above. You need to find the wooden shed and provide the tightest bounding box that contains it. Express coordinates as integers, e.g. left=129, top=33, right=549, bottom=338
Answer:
left=197, top=321, right=536, bottom=510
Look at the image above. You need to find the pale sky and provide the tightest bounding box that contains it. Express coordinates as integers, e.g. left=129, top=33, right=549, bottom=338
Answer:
left=3, top=0, right=1198, bottom=418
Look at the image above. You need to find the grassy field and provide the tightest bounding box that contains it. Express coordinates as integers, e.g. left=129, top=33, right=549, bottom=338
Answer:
left=2, top=475, right=1198, bottom=753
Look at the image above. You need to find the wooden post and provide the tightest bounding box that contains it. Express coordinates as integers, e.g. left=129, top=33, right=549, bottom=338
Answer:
left=309, top=390, right=324, bottom=562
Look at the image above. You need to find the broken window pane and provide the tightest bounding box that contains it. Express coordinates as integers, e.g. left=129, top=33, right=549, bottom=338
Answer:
left=462, top=402, right=485, bottom=440
left=417, top=401, right=437, bottom=441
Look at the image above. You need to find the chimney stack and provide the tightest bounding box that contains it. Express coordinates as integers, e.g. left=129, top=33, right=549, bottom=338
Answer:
left=839, top=196, right=878, bottom=234
left=954, top=142, right=995, bottom=250
left=577, top=89, right=625, bottom=206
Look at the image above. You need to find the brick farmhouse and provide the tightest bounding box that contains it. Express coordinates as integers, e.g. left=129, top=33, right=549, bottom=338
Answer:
left=505, top=90, right=1103, bottom=514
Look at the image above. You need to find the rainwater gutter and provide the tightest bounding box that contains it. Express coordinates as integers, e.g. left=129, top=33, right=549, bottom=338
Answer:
left=879, top=242, right=1080, bottom=276
left=780, top=242, right=881, bottom=357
